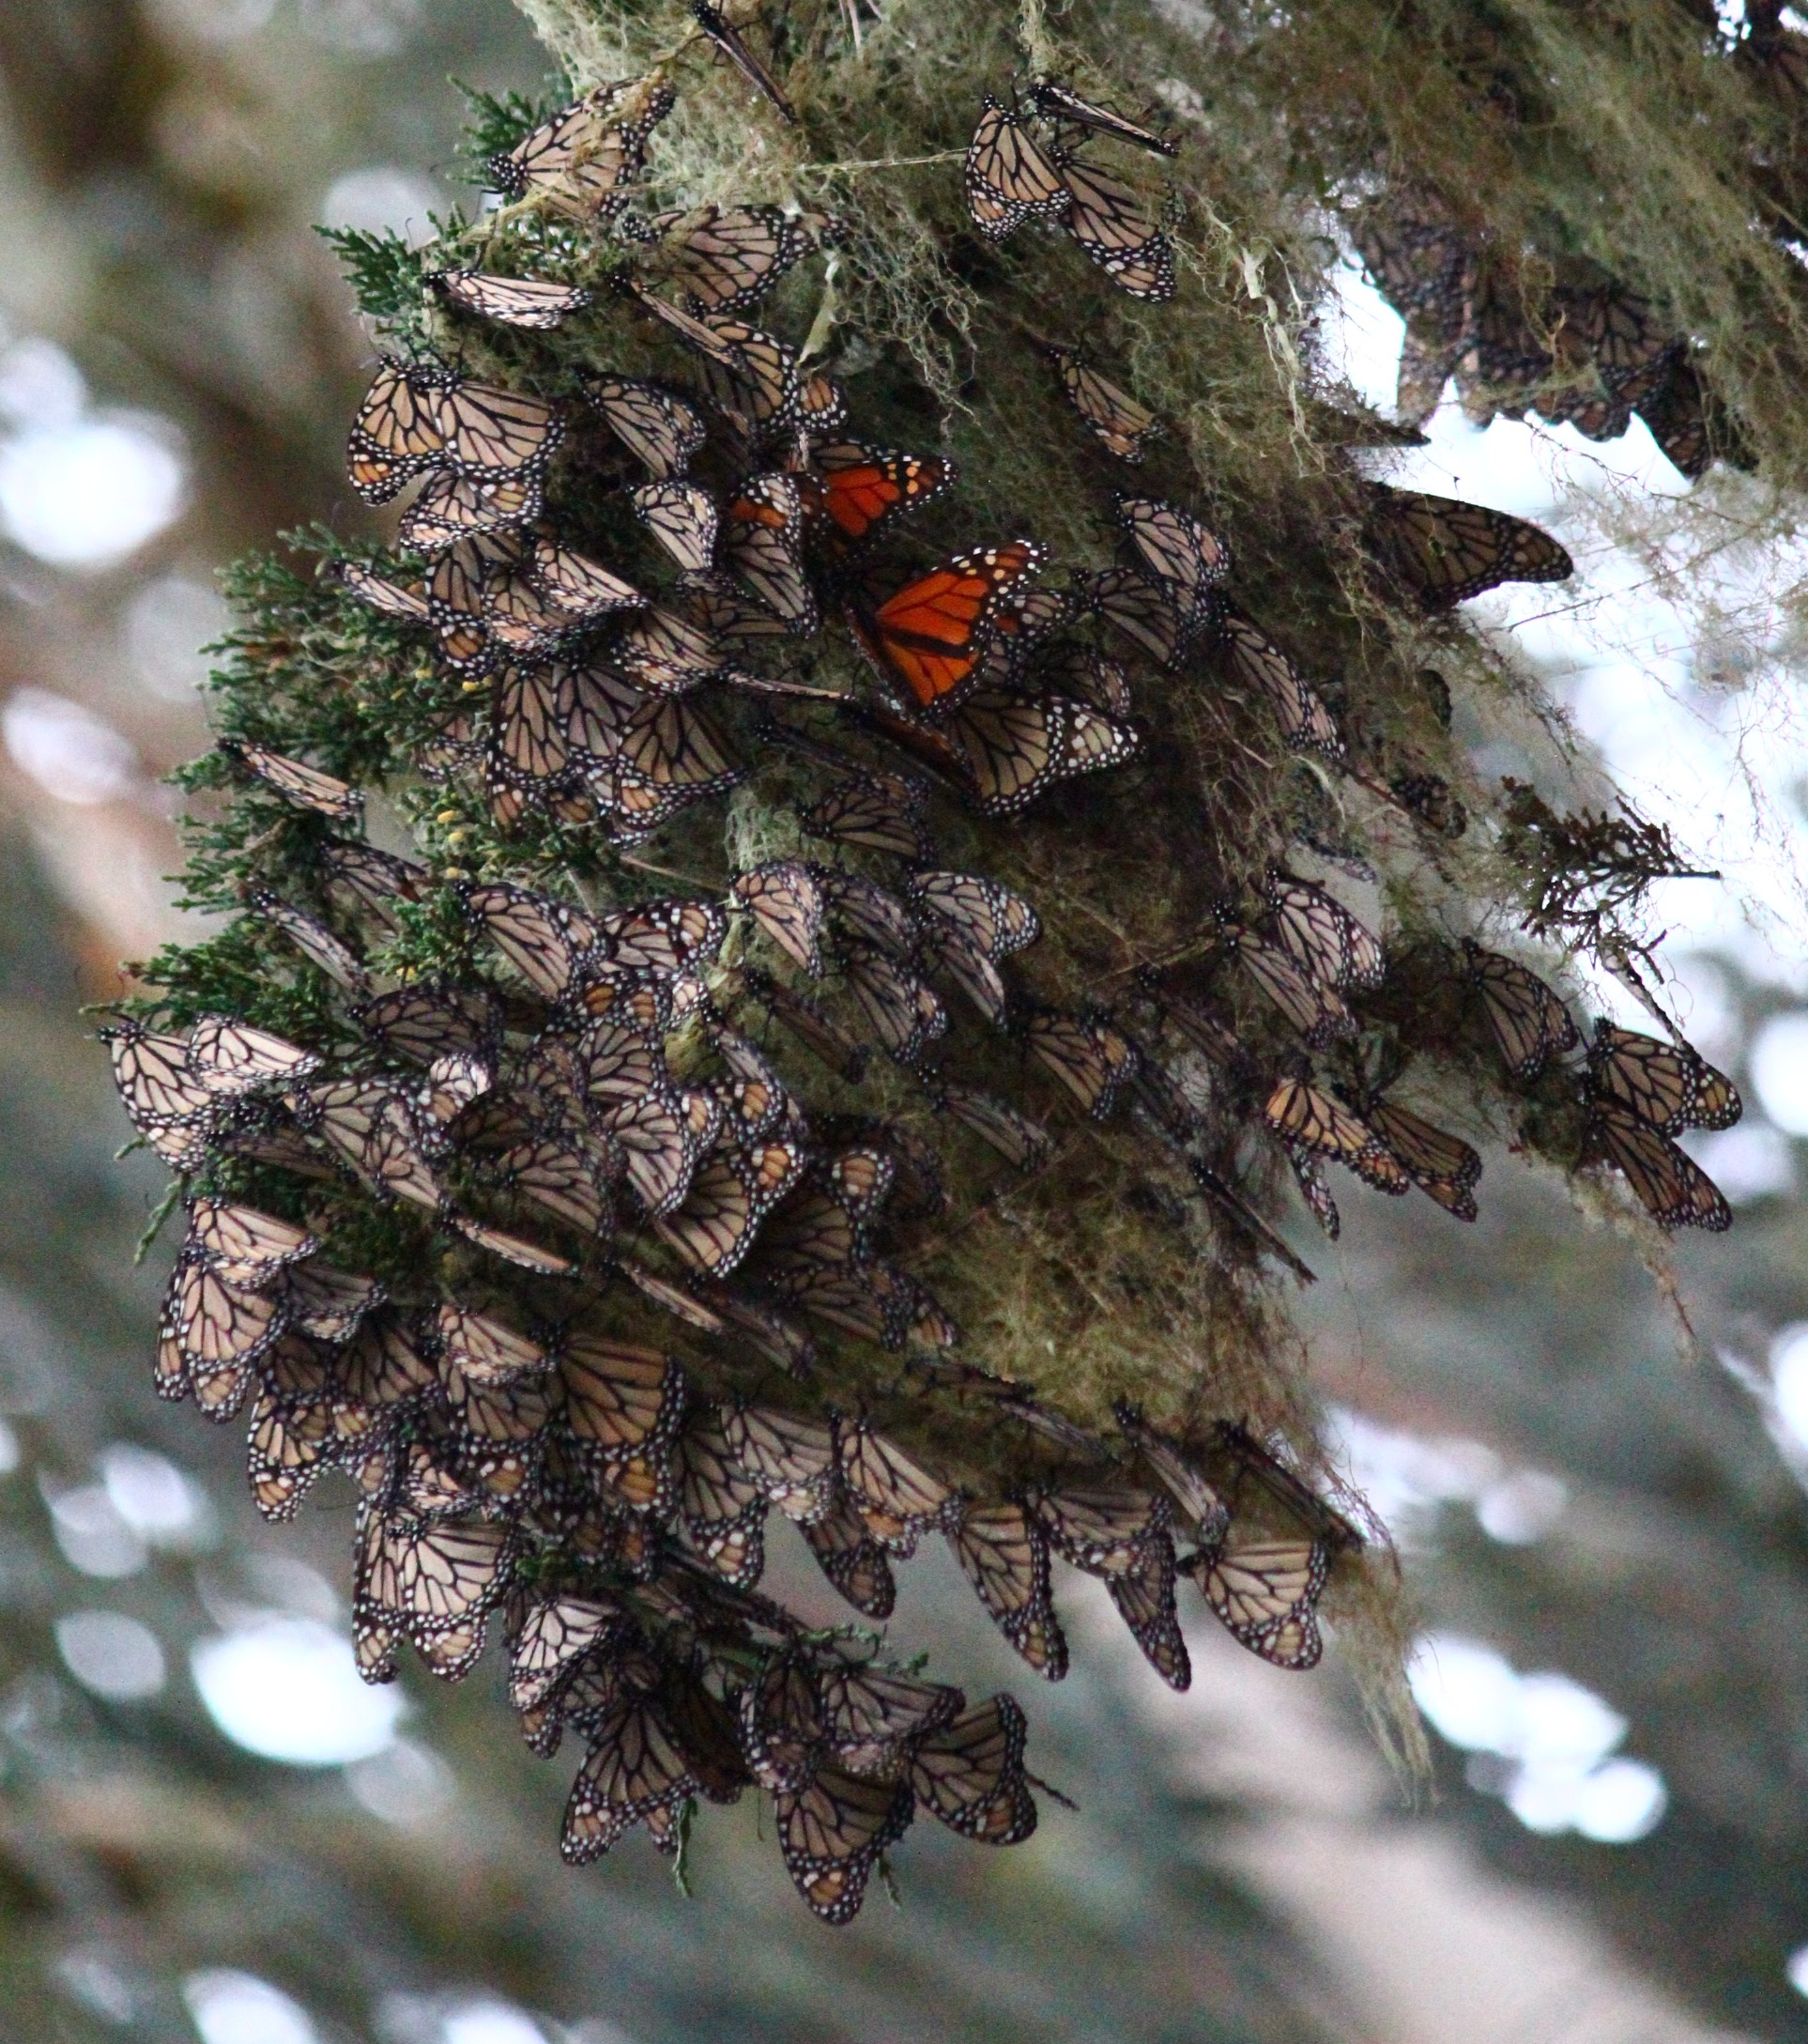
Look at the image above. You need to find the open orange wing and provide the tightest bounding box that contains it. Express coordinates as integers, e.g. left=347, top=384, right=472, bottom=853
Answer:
left=852, top=542, right=1044, bottom=712
left=804, top=442, right=955, bottom=552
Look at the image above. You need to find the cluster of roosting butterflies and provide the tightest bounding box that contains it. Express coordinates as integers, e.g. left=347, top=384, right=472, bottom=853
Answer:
left=1351, top=184, right=1742, bottom=478
left=103, top=984, right=1371, bottom=1919
left=103, top=38, right=1742, bottom=1916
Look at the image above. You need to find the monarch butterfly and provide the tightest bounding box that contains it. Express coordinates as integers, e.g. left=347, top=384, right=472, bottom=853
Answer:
left=430, top=269, right=590, bottom=329
left=921, top=925, right=1007, bottom=1023
left=348, top=358, right=446, bottom=499
left=1031, top=80, right=1178, bottom=155
left=228, top=742, right=360, bottom=822
left=910, top=1695, right=1038, bottom=1845
left=168, top=1251, right=283, bottom=1374
left=507, top=1592, right=625, bottom=1710
left=1106, top=1528, right=1191, bottom=1688
left=932, top=1082, right=1051, bottom=1170
left=677, top=1406, right=770, bottom=1586
left=721, top=1400, right=837, bottom=1521
left=910, top=870, right=1040, bottom=961
left=819, top=1660, right=963, bottom=1766
left=475, top=594, right=575, bottom=680
left=743, top=966, right=870, bottom=1082
left=801, top=768, right=931, bottom=858
left=1351, top=192, right=1474, bottom=328
left=964, top=94, right=1069, bottom=240
left=338, top=1314, right=436, bottom=1406
left=1055, top=152, right=1176, bottom=300
left=643, top=203, right=810, bottom=313
left=283, top=1259, right=384, bottom=1343
left=691, top=0, right=797, bottom=122
left=559, top=1332, right=686, bottom=1462
left=586, top=376, right=709, bottom=480
left=1463, top=939, right=1579, bottom=1080
left=425, top=379, right=561, bottom=484
left=1363, top=485, right=1573, bottom=608
left=1115, top=496, right=1228, bottom=629
left=526, top=537, right=643, bottom=622
left=796, top=368, right=849, bottom=443
left=575, top=1018, right=667, bottom=1108
left=675, top=572, right=793, bottom=641
left=489, top=81, right=675, bottom=222
left=244, top=1377, right=342, bottom=1523
left=445, top=1212, right=575, bottom=1277
left=597, top=896, right=727, bottom=976
left=1587, top=1103, right=1732, bottom=1232
left=709, top=1027, right=789, bottom=1142
left=611, top=606, right=726, bottom=695
left=774, top=1762, right=913, bottom=1923
left=443, top=1347, right=559, bottom=1446
left=1020, top=1007, right=1139, bottom=1118
left=757, top=1172, right=881, bottom=1282
left=467, top=881, right=590, bottom=998
left=738, top=1652, right=825, bottom=1793
left=694, top=316, right=802, bottom=433
left=839, top=944, right=948, bottom=1066
left=600, top=1083, right=711, bottom=1216
left=487, top=665, right=573, bottom=791
left=399, top=466, right=543, bottom=552
left=1114, top=1406, right=1231, bottom=1541
left=819, top=869, right=917, bottom=955
left=321, top=841, right=422, bottom=930
left=800, top=1494, right=896, bottom=1617
left=849, top=543, right=1045, bottom=714
left=726, top=472, right=818, bottom=632
left=1637, top=357, right=1722, bottom=482
left=839, top=1422, right=952, bottom=1553
left=356, top=1505, right=514, bottom=1637
left=566, top=665, right=743, bottom=818
left=432, top=523, right=521, bottom=615
left=560, top=1698, right=701, bottom=1864
left=630, top=480, right=719, bottom=574
left=856, top=683, right=1140, bottom=817
left=1086, top=563, right=1185, bottom=668
left=1045, top=344, right=1161, bottom=461
left=334, top=559, right=433, bottom=625
left=1188, top=1532, right=1331, bottom=1669
left=803, top=441, right=955, bottom=554
left=358, top=986, right=498, bottom=1068
left=1361, top=1094, right=1483, bottom=1220
left=1588, top=1021, right=1740, bottom=1134
left=493, top=1136, right=615, bottom=1235
left=732, top=862, right=826, bottom=976
left=247, top=889, right=368, bottom=991
left=1223, top=925, right=1356, bottom=1047
left=652, top=1136, right=805, bottom=1277
left=1216, top=612, right=1344, bottom=760
left=1264, top=1077, right=1409, bottom=1194
left=188, top=1015, right=320, bottom=1094
left=189, top=1201, right=315, bottom=1286
left=946, top=1500, right=1068, bottom=1678
left=1035, top=1483, right=1165, bottom=1575
left=1263, top=872, right=1384, bottom=990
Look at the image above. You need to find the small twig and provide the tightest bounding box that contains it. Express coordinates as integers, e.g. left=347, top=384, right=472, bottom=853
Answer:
left=133, top=1179, right=185, bottom=1266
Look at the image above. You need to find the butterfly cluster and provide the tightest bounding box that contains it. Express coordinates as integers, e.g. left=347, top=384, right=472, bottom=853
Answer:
left=106, top=988, right=1364, bottom=1913
left=104, top=19, right=1754, bottom=1921
left=1351, top=185, right=1746, bottom=479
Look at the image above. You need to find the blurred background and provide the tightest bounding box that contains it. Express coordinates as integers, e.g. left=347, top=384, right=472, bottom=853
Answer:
left=2, top=3, right=1807, bottom=2039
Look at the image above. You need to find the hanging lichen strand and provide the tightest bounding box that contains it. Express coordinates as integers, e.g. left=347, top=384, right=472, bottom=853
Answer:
left=101, top=0, right=1754, bottom=1920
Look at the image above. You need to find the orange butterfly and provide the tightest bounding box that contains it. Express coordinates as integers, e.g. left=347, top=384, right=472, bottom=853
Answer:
left=849, top=542, right=1044, bottom=713
left=802, top=441, right=956, bottom=554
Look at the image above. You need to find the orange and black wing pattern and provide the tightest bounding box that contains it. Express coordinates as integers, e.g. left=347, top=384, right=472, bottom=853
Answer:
left=850, top=543, right=1044, bottom=714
